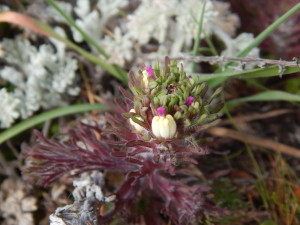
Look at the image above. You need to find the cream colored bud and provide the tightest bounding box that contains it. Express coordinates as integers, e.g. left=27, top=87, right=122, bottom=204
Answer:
left=151, top=115, right=177, bottom=139
left=129, top=109, right=145, bottom=132
left=142, top=70, right=150, bottom=88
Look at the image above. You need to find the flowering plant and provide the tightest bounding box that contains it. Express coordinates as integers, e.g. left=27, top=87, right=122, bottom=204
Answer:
left=23, top=57, right=223, bottom=224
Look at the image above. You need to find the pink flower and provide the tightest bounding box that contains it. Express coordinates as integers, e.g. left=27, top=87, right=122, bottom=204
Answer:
left=157, top=106, right=166, bottom=117
left=142, top=66, right=155, bottom=88
left=185, top=96, right=194, bottom=107
left=145, top=66, right=155, bottom=78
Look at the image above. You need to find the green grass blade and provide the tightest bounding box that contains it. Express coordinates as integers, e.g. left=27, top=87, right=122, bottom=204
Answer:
left=193, top=65, right=300, bottom=83
left=206, top=3, right=300, bottom=87
left=46, top=0, right=109, bottom=58
left=47, top=26, right=128, bottom=83
left=226, top=90, right=300, bottom=110
left=191, top=0, right=207, bottom=72
left=0, top=11, right=128, bottom=84
left=53, top=31, right=128, bottom=83
left=0, top=104, right=109, bottom=145
left=237, top=3, right=300, bottom=57
left=46, top=0, right=128, bottom=83
left=204, top=34, right=218, bottom=56
left=222, top=96, right=271, bottom=210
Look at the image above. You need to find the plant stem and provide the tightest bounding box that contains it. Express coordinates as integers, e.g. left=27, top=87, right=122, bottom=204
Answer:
left=173, top=56, right=300, bottom=68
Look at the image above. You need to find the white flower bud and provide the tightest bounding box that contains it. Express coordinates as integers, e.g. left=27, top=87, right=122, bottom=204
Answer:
left=142, top=70, right=150, bottom=88
left=129, top=109, right=145, bottom=132
left=151, top=115, right=177, bottom=139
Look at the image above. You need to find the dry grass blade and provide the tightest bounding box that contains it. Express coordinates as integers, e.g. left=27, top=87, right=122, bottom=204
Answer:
left=79, top=63, right=97, bottom=119
left=207, top=127, right=300, bottom=158
left=220, top=109, right=297, bottom=125
left=0, top=11, right=51, bottom=37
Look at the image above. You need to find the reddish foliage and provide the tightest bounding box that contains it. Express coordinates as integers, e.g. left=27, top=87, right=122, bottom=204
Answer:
left=23, top=59, right=224, bottom=224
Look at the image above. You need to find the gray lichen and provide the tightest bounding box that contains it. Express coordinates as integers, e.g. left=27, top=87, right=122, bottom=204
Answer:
left=49, top=171, right=115, bottom=225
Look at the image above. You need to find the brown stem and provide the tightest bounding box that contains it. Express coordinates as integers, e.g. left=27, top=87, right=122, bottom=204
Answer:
left=172, top=56, right=300, bottom=68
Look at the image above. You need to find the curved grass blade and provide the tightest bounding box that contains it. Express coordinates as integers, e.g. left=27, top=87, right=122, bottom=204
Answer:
left=191, top=0, right=207, bottom=72
left=45, top=0, right=128, bottom=82
left=0, top=11, right=128, bottom=84
left=193, top=66, right=300, bottom=83
left=207, top=3, right=300, bottom=87
left=0, top=104, right=109, bottom=145
left=46, top=0, right=108, bottom=58
left=237, top=3, right=300, bottom=57
left=225, top=90, right=300, bottom=110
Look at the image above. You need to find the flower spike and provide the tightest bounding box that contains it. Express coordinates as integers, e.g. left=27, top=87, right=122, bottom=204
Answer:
left=23, top=57, right=224, bottom=224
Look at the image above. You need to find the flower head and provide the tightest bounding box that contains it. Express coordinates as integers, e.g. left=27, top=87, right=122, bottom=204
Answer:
left=129, top=57, right=223, bottom=141
left=23, top=57, right=224, bottom=225
left=185, top=96, right=194, bottom=107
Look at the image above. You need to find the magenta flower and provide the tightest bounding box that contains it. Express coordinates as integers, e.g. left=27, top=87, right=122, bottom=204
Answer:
left=145, top=65, right=155, bottom=78
left=141, top=66, right=155, bottom=88
left=157, top=106, right=166, bottom=116
left=185, top=96, right=195, bottom=107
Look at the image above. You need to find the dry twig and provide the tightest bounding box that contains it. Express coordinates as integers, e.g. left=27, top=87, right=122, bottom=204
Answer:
left=79, top=63, right=98, bottom=120
left=172, top=56, right=300, bottom=68
left=220, top=109, right=297, bottom=125
left=207, top=127, right=300, bottom=158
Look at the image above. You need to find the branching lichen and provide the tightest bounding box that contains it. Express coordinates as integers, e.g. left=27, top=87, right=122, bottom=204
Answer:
left=0, top=36, right=80, bottom=128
